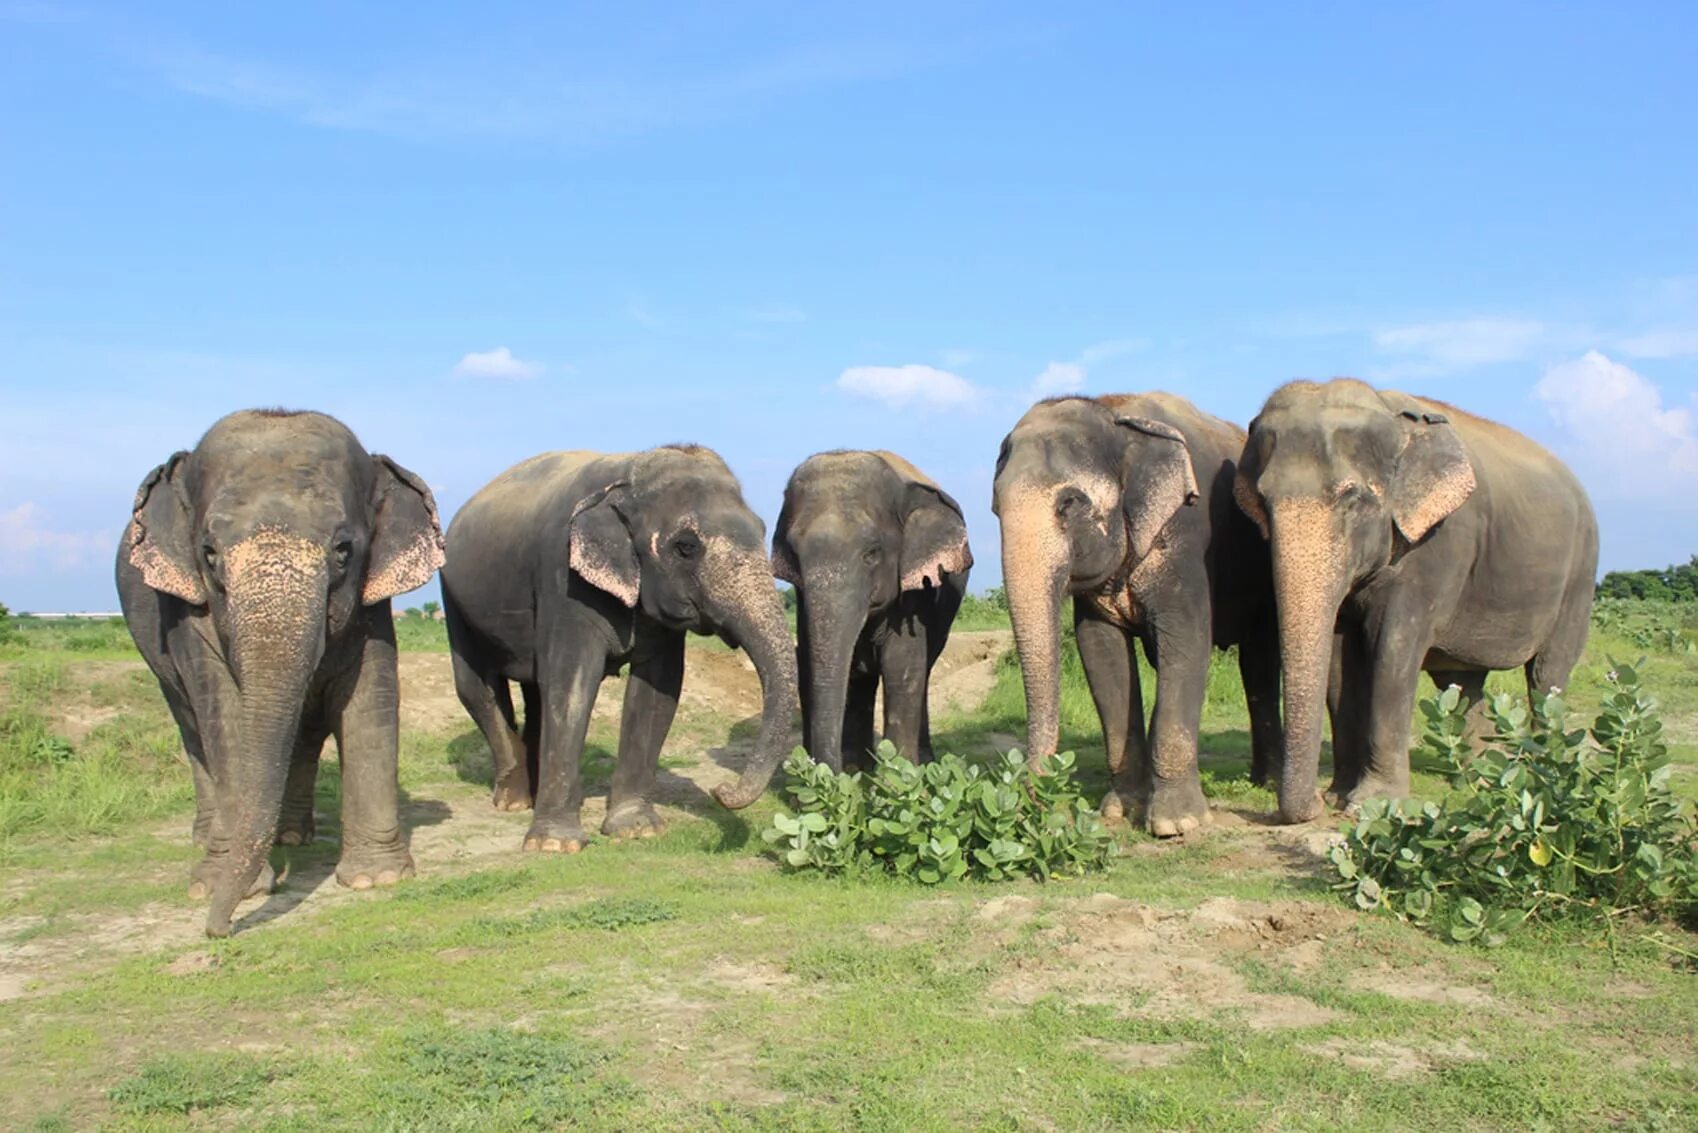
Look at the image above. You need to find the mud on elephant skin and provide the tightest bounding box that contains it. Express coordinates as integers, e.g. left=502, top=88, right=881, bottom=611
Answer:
left=117, top=409, right=445, bottom=937
left=1235, top=378, right=1598, bottom=824
left=440, top=444, right=798, bottom=854
left=992, top=393, right=1284, bottom=838
left=773, top=450, right=971, bottom=772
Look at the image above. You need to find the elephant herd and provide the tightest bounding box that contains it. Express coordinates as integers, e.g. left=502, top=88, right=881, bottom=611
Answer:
left=116, top=378, right=1598, bottom=937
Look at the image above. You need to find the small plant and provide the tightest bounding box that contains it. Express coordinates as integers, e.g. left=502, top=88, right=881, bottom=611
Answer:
left=764, top=742, right=1115, bottom=883
left=108, top=1053, right=284, bottom=1116
left=0, top=601, right=17, bottom=646
left=1330, top=663, right=1697, bottom=945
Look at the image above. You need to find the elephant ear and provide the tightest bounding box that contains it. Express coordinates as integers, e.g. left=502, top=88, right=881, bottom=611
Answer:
left=770, top=495, right=802, bottom=586
left=127, top=452, right=206, bottom=605
left=1232, top=424, right=1271, bottom=540
left=1114, top=416, right=1200, bottom=558
left=569, top=482, right=640, bottom=607
left=899, top=481, right=973, bottom=591
left=364, top=455, right=447, bottom=604
left=1382, top=396, right=1477, bottom=543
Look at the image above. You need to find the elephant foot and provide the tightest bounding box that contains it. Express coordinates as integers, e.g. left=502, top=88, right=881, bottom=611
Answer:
left=187, top=858, right=276, bottom=901
left=602, top=802, right=665, bottom=840
left=336, top=846, right=416, bottom=891
left=274, top=812, right=316, bottom=847
left=1342, top=773, right=1411, bottom=816
left=1099, top=790, right=1129, bottom=825
left=492, top=771, right=534, bottom=812
left=1278, top=791, right=1328, bottom=825
left=1146, top=777, right=1209, bottom=838
left=522, top=821, right=586, bottom=854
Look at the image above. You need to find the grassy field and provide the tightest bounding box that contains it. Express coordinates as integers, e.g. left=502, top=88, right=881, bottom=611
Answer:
left=0, top=603, right=1695, bottom=1130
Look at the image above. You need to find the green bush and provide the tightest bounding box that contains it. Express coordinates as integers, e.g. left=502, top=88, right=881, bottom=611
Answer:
left=0, top=602, right=17, bottom=646
left=763, top=742, right=1115, bottom=883
left=1330, top=663, right=1697, bottom=945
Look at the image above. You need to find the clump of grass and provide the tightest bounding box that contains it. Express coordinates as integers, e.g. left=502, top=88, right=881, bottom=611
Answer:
left=391, top=867, right=530, bottom=904
left=108, top=1052, right=285, bottom=1116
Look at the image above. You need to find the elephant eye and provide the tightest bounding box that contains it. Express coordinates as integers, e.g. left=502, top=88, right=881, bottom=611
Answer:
left=862, top=545, right=883, bottom=566
left=201, top=545, right=219, bottom=570
left=673, top=534, right=702, bottom=560
left=333, top=540, right=354, bottom=570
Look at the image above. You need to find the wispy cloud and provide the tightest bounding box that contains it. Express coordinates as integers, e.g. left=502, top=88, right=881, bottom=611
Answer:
left=1025, top=337, right=1147, bottom=400
left=0, top=503, right=111, bottom=574
left=1534, top=350, right=1698, bottom=497
left=1373, top=317, right=1548, bottom=372
left=838, top=364, right=979, bottom=410
left=453, top=347, right=543, bottom=381
left=1615, top=328, right=1698, bottom=360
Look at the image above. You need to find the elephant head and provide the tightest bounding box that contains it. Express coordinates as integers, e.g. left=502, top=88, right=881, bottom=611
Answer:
left=1233, top=379, right=1476, bottom=822
left=992, top=397, right=1199, bottom=761
left=127, top=410, right=444, bottom=936
left=557, top=445, right=799, bottom=810
left=770, top=451, right=971, bottom=769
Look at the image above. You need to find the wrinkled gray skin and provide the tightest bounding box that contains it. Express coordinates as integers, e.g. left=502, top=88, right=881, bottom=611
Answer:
left=116, top=410, right=445, bottom=937
left=441, top=446, right=798, bottom=850
left=1236, top=379, right=1598, bottom=823
left=773, top=451, right=972, bottom=771
left=994, top=394, right=1283, bottom=837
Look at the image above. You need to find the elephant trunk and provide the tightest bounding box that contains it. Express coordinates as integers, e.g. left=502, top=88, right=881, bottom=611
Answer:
left=1001, top=496, right=1070, bottom=765
left=708, top=550, right=801, bottom=810
left=1268, top=503, right=1346, bottom=824
left=796, top=577, right=870, bottom=771
left=206, top=532, right=327, bottom=938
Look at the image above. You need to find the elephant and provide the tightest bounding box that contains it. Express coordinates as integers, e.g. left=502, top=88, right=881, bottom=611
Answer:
left=772, top=450, right=972, bottom=771
left=993, top=393, right=1282, bottom=837
left=440, top=444, right=799, bottom=851
left=1234, top=378, right=1599, bottom=824
left=116, top=409, right=445, bottom=937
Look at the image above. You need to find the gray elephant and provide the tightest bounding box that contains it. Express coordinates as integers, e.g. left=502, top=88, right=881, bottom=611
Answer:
left=1234, top=379, right=1598, bottom=823
left=440, top=445, right=798, bottom=851
left=117, top=410, right=445, bottom=937
left=772, top=450, right=971, bottom=771
left=994, top=394, right=1283, bottom=837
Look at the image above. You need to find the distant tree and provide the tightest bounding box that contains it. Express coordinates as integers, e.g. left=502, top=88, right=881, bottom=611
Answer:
left=404, top=607, right=423, bottom=619
left=0, top=601, right=16, bottom=645
left=422, top=601, right=441, bottom=618
left=982, top=585, right=1008, bottom=612
left=779, top=586, right=797, bottom=612
left=1598, top=555, right=1698, bottom=602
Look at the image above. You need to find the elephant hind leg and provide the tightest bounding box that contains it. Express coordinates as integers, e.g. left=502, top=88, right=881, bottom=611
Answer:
left=521, top=681, right=542, bottom=804
left=451, top=646, right=530, bottom=811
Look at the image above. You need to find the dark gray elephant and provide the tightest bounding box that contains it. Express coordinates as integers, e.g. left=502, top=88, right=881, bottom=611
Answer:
left=772, top=450, right=971, bottom=771
left=117, top=410, right=445, bottom=937
left=994, top=394, right=1283, bottom=837
left=1234, top=379, right=1598, bottom=823
left=441, top=445, right=798, bottom=851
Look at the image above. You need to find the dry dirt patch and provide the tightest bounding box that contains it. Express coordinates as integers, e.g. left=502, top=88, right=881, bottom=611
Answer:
left=986, top=893, right=1353, bottom=1030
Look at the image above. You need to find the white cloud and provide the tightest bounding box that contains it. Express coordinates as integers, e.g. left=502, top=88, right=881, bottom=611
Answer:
left=837, top=364, right=980, bottom=410
left=453, top=347, right=543, bottom=381
left=1374, top=317, right=1546, bottom=370
left=1534, top=350, right=1698, bottom=495
left=1615, top=328, right=1698, bottom=360
left=1030, top=361, right=1085, bottom=398
left=0, top=504, right=110, bottom=574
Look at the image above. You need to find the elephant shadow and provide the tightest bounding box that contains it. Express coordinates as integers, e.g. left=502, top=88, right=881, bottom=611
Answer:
left=233, top=781, right=452, bottom=934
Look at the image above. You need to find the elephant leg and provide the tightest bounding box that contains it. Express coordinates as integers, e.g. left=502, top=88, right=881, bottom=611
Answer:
left=1526, top=575, right=1591, bottom=700
left=160, top=690, right=217, bottom=848
left=451, top=642, right=530, bottom=812
left=1075, top=604, right=1145, bottom=823
left=843, top=670, right=879, bottom=771
left=1239, top=616, right=1283, bottom=789
left=527, top=632, right=604, bottom=853
left=603, top=623, right=684, bottom=839
left=275, top=722, right=327, bottom=846
left=329, top=614, right=415, bottom=889
left=177, top=642, right=276, bottom=902
left=520, top=681, right=541, bottom=803
left=1145, top=606, right=1212, bottom=837
left=1348, top=609, right=1433, bottom=810
left=915, top=588, right=962, bottom=761
left=879, top=613, right=930, bottom=764
left=1325, top=629, right=1371, bottom=804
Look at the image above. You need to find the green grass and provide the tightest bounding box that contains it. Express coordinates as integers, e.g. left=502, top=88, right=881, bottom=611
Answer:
left=0, top=601, right=1693, bottom=1129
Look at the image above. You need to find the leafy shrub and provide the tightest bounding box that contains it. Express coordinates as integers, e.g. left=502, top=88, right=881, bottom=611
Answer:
left=0, top=601, right=17, bottom=646
left=764, top=742, right=1115, bottom=883
left=1330, top=663, right=1697, bottom=945
left=108, top=1053, right=284, bottom=1116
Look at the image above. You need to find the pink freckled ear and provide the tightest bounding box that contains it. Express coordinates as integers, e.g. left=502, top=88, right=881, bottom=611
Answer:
left=900, top=541, right=972, bottom=591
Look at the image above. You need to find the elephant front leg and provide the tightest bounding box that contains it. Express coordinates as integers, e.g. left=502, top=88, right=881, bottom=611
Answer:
left=1239, top=617, right=1284, bottom=789
left=275, top=726, right=326, bottom=846
left=328, top=618, right=415, bottom=889
left=175, top=659, right=276, bottom=902
left=1074, top=606, right=1147, bottom=825
left=528, top=641, right=605, bottom=854
left=1346, top=614, right=1431, bottom=812
left=1325, top=629, right=1371, bottom=805
left=878, top=618, right=930, bottom=764
left=603, top=624, right=684, bottom=840
left=1144, top=611, right=1212, bottom=837
left=843, top=672, right=879, bottom=771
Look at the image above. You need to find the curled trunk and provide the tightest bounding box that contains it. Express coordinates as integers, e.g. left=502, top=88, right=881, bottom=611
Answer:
left=709, top=552, right=802, bottom=809
left=1269, top=508, right=1346, bottom=824
left=796, top=584, right=866, bottom=771
left=1001, top=500, right=1069, bottom=765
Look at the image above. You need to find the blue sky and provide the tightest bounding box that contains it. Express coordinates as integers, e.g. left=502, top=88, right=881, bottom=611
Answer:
left=3, top=1, right=1696, bottom=611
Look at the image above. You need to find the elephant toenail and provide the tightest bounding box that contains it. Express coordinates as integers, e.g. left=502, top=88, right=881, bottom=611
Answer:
left=350, top=874, right=374, bottom=890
